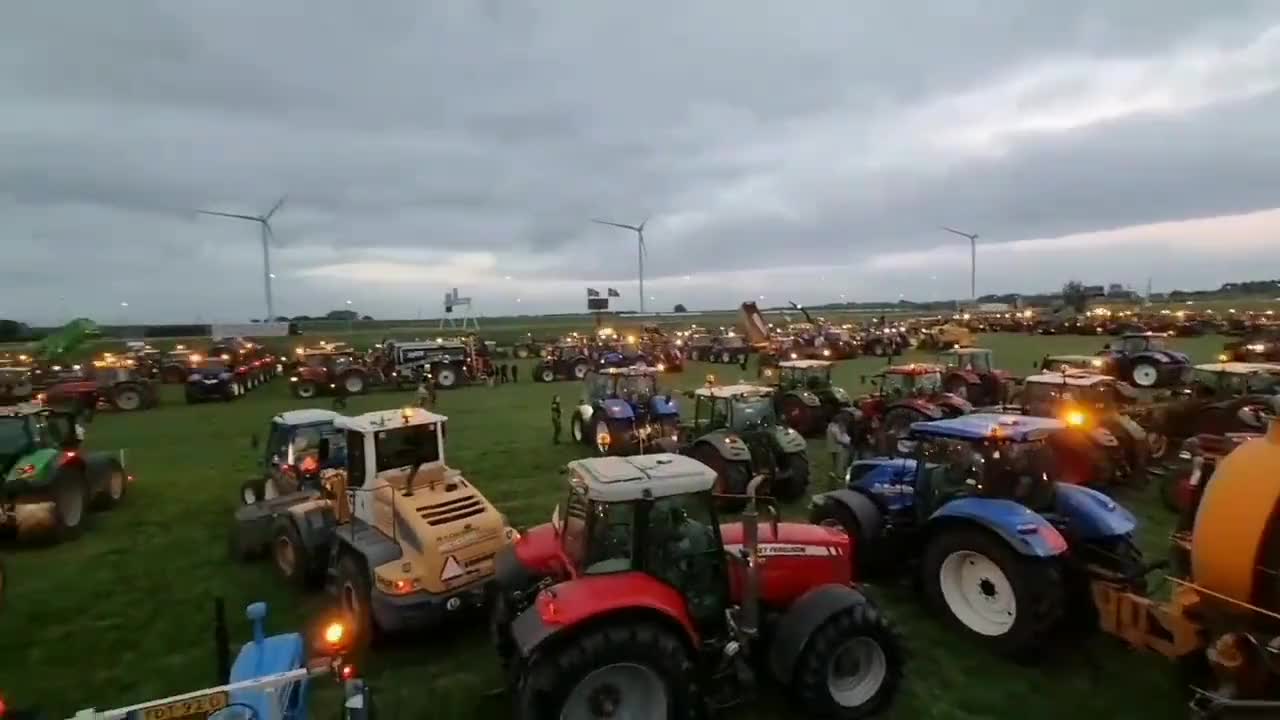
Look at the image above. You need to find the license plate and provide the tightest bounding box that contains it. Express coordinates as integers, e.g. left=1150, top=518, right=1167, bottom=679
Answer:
left=129, top=691, right=229, bottom=720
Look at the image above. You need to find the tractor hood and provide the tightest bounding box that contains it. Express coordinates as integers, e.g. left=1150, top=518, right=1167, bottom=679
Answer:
left=2, top=447, right=60, bottom=492
left=827, top=386, right=851, bottom=404
left=721, top=521, right=853, bottom=608
left=601, top=398, right=636, bottom=420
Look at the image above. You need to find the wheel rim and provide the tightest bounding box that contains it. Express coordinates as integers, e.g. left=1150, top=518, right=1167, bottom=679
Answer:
left=938, top=550, right=1016, bottom=636
left=108, top=470, right=125, bottom=500
left=275, top=535, right=297, bottom=576
left=574, top=364, right=589, bottom=379
left=1148, top=432, right=1168, bottom=459
left=242, top=485, right=257, bottom=505
left=1132, top=365, right=1158, bottom=387
left=560, top=662, right=668, bottom=720
left=542, top=369, right=555, bottom=382
left=595, top=419, right=611, bottom=454
left=56, top=478, right=84, bottom=527
left=826, top=636, right=888, bottom=708
left=344, top=375, right=364, bottom=393
left=572, top=418, right=584, bottom=442
left=438, top=369, right=456, bottom=386
left=116, top=390, right=141, bottom=410
left=297, top=383, right=316, bottom=398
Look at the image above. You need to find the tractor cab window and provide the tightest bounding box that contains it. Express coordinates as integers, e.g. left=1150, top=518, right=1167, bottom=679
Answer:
left=984, top=441, right=1056, bottom=509
left=644, top=491, right=726, bottom=629
left=731, top=396, right=775, bottom=431
left=561, top=488, right=591, bottom=568
left=0, top=417, right=33, bottom=466
left=344, top=430, right=366, bottom=486
left=267, top=422, right=292, bottom=465
left=1121, top=336, right=1154, bottom=354
left=708, top=397, right=730, bottom=430
left=583, top=500, right=636, bottom=574
left=966, top=352, right=992, bottom=373
left=915, top=438, right=984, bottom=508
left=616, top=375, right=656, bottom=402
left=374, top=423, right=440, bottom=472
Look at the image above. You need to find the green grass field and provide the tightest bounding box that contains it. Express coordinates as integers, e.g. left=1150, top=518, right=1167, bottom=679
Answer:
left=0, top=332, right=1230, bottom=719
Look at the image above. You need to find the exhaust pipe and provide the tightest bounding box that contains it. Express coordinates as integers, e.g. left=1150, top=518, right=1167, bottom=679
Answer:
left=740, top=474, right=768, bottom=640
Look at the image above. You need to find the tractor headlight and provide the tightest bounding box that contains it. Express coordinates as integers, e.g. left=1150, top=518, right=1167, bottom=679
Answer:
left=822, top=349, right=831, bottom=357
left=1218, top=354, right=1229, bottom=362
left=1065, top=410, right=1087, bottom=427
left=375, top=573, right=421, bottom=595
left=1247, top=343, right=1266, bottom=352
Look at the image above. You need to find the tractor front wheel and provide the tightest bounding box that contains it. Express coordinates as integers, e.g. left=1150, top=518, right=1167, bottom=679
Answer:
left=922, top=527, right=1063, bottom=659
left=572, top=361, right=590, bottom=380
left=434, top=365, right=460, bottom=389
left=773, top=452, right=810, bottom=501
left=336, top=553, right=376, bottom=648
left=518, top=622, right=698, bottom=720
left=342, top=372, right=367, bottom=395
left=111, top=383, right=145, bottom=412
left=538, top=366, right=555, bottom=383
left=293, top=380, right=318, bottom=399
left=791, top=600, right=904, bottom=718
left=271, top=517, right=319, bottom=588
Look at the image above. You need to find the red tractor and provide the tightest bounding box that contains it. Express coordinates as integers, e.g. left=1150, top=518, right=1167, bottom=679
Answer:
left=936, top=347, right=1016, bottom=406
left=491, top=453, right=904, bottom=719
left=856, top=364, right=972, bottom=453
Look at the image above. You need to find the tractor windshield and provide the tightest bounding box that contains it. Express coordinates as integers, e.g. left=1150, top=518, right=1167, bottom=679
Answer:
left=373, top=422, right=441, bottom=471
left=731, top=396, right=776, bottom=430
left=615, top=375, right=656, bottom=400
left=882, top=371, right=941, bottom=398
left=917, top=437, right=1054, bottom=509
left=0, top=416, right=32, bottom=470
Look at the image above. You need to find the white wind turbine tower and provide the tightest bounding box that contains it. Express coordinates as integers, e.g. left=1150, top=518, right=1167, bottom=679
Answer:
left=592, top=217, right=649, bottom=314
left=195, top=196, right=287, bottom=321
left=940, top=225, right=980, bottom=302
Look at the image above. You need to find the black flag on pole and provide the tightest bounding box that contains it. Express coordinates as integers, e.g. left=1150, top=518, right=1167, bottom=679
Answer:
left=607, top=288, right=620, bottom=297
left=586, top=288, right=601, bottom=297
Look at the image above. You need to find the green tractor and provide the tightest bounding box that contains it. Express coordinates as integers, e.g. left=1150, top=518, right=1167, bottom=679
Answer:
left=681, top=383, right=810, bottom=510
left=0, top=403, right=131, bottom=542
left=761, top=359, right=853, bottom=436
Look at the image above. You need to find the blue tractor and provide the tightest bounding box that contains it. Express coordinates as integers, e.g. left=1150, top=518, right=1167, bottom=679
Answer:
left=569, top=366, right=680, bottom=455
left=809, top=413, right=1143, bottom=658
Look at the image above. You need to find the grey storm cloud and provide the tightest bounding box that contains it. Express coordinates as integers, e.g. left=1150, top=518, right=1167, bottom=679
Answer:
left=3, top=1, right=1280, bottom=323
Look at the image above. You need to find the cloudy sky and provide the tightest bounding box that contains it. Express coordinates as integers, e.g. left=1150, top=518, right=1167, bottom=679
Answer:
left=4, top=1, right=1280, bottom=324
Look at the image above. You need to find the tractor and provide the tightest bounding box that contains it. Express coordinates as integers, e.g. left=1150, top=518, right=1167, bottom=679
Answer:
left=289, top=350, right=370, bottom=398
left=937, top=347, right=1015, bottom=406
left=680, top=383, right=810, bottom=509
left=240, top=409, right=348, bottom=505
left=158, top=346, right=197, bottom=383
left=66, top=600, right=371, bottom=720
left=211, top=337, right=278, bottom=389
left=1221, top=328, right=1280, bottom=363
left=43, top=356, right=159, bottom=413
left=760, top=359, right=852, bottom=437
left=809, top=413, right=1142, bottom=658
left=232, top=407, right=516, bottom=638
left=1015, top=371, right=1149, bottom=489
left=568, top=367, right=681, bottom=456
left=0, top=366, right=34, bottom=404
left=490, top=453, right=905, bottom=719
left=1096, top=332, right=1192, bottom=388
left=0, top=403, right=131, bottom=542
left=532, top=342, right=593, bottom=383
left=185, top=353, right=244, bottom=403
left=855, top=364, right=973, bottom=453
left=684, top=332, right=716, bottom=362
left=914, top=323, right=973, bottom=352
left=1137, top=361, right=1280, bottom=467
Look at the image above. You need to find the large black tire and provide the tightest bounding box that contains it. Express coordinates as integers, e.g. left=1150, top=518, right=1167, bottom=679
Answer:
left=271, top=517, right=320, bottom=589
left=809, top=498, right=884, bottom=578
left=921, top=527, right=1063, bottom=659
left=336, top=552, right=376, bottom=648
left=90, top=460, right=128, bottom=510
left=111, top=383, right=145, bottom=412
left=517, top=622, right=700, bottom=720
left=773, top=452, right=810, bottom=502
left=293, top=380, right=319, bottom=399
left=791, top=599, right=905, bottom=719
left=691, top=443, right=750, bottom=512
left=17, top=465, right=90, bottom=543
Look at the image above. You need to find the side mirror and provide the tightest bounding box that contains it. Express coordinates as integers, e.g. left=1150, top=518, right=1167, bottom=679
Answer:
left=317, top=438, right=331, bottom=462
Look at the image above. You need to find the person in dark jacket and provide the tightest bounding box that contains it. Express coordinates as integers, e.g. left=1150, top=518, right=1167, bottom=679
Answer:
left=551, top=395, right=562, bottom=444
left=500, top=363, right=510, bottom=383
left=511, top=363, right=519, bottom=383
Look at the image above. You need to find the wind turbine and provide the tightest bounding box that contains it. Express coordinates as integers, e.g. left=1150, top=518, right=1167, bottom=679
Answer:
left=940, top=225, right=979, bottom=301
left=196, top=196, right=287, bottom=321
left=592, top=217, right=649, bottom=314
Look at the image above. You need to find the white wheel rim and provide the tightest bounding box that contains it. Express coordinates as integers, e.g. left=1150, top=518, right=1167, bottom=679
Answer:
left=57, top=478, right=84, bottom=527
left=1132, top=365, right=1158, bottom=387
left=344, top=375, right=363, bottom=393
left=595, top=419, right=611, bottom=453
left=298, top=384, right=315, bottom=398
left=242, top=485, right=257, bottom=505
left=561, top=662, right=667, bottom=720
left=438, top=369, right=456, bottom=386
left=938, top=550, right=1016, bottom=636
left=542, top=369, right=555, bottom=382
left=826, top=637, right=888, bottom=708
left=109, top=470, right=125, bottom=500
left=574, top=364, right=588, bottom=379
left=572, top=419, right=584, bottom=442
left=116, top=390, right=141, bottom=410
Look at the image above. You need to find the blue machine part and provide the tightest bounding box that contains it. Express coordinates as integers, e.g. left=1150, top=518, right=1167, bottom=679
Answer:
left=601, top=397, right=636, bottom=420
left=228, top=602, right=309, bottom=720
left=648, top=394, right=678, bottom=417
left=1052, top=482, right=1137, bottom=540
left=910, top=413, right=1065, bottom=443
left=928, top=497, right=1068, bottom=558
left=848, top=458, right=918, bottom=512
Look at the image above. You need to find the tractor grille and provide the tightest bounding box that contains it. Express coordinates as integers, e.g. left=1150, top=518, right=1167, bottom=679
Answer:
left=417, top=495, right=486, bottom=526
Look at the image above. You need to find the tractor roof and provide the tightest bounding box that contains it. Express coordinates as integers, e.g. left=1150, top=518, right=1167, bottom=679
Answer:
left=1193, top=362, right=1280, bottom=375
left=1025, top=371, right=1111, bottom=387
left=273, top=409, right=341, bottom=426
left=911, top=413, right=1064, bottom=442
left=695, top=384, right=775, bottom=399
left=335, top=407, right=447, bottom=433
left=568, top=453, right=716, bottom=502
left=939, top=347, right=991, bottom=355
left=778, top=359, right=832, bottom=369
left=596, top=366, right=658, bottom=377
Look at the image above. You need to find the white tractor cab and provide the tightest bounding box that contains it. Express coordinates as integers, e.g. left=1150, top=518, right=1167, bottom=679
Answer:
left=232, top=407, right=516, bottom=639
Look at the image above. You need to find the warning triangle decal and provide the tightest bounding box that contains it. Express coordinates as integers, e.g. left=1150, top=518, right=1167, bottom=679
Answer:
left=440, top=555, right=465, bottom=582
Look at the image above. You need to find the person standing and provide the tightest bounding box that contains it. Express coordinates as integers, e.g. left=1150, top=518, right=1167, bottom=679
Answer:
left=416, top=373, right=432, bottom=410
left=826, top=412, right=851, bottom=485
left=551, top=395, right=562, bottom=444
left=500, top=363, right=510, bottom=384
left=511, top=363, right=519, bottom=383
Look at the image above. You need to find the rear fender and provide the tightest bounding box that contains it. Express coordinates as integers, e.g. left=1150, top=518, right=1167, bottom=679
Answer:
left=768, top=424, right=807, bottom=453
left=768, top=584, right=875, bottom=684
left=809, top=488, right=884, bottom=542
left=601, top=398, right=635, bottom=420
left=649, top=394, right=678, bottom=416
left=846, top=459, right=917, bottom=512
left=1052, top=482, right=1137, bottom=540
left=788, top=390, right=821, bottom=407
left=695, top=432, right=752, bottom=463
left=927, top=498, right=1067, bottom=557
left=509, top=572, right=698, bottom=658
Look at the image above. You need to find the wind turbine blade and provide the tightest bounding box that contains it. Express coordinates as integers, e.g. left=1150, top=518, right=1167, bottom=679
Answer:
left=265, top=195, right=288, bottom=220
left=940, top=225, right=976, bottom=239
left=591, top=218, right=641, bottom=231
left=196, top=210, right=261, bottom=222
left=637, top=217, right=648, bottom=232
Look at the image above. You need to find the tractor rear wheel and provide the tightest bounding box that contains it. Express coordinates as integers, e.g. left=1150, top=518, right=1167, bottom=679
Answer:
left=572, top=361, right=590, bottom=380
left=791, top=599, right=904, bottom=718
left=691, top=443, right=749, bottom=512
left=111, top=383, right=145, bottom=412
left=1130, top=362, right=1160, bottom=387
left=518, top=622, right=699, bottom=720
left=293, top=380, right=318, bottom=399
left=773, top=452, right=810, bottom=501
left=271, top=517, right=319, bottom=588
left=342, top=372, right=367, bottom=395
left=434, top=365, right=460, bottom=389
left=922, top=527, right=1063, bottom=659
left=91, top=461, right=128, bottom=510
